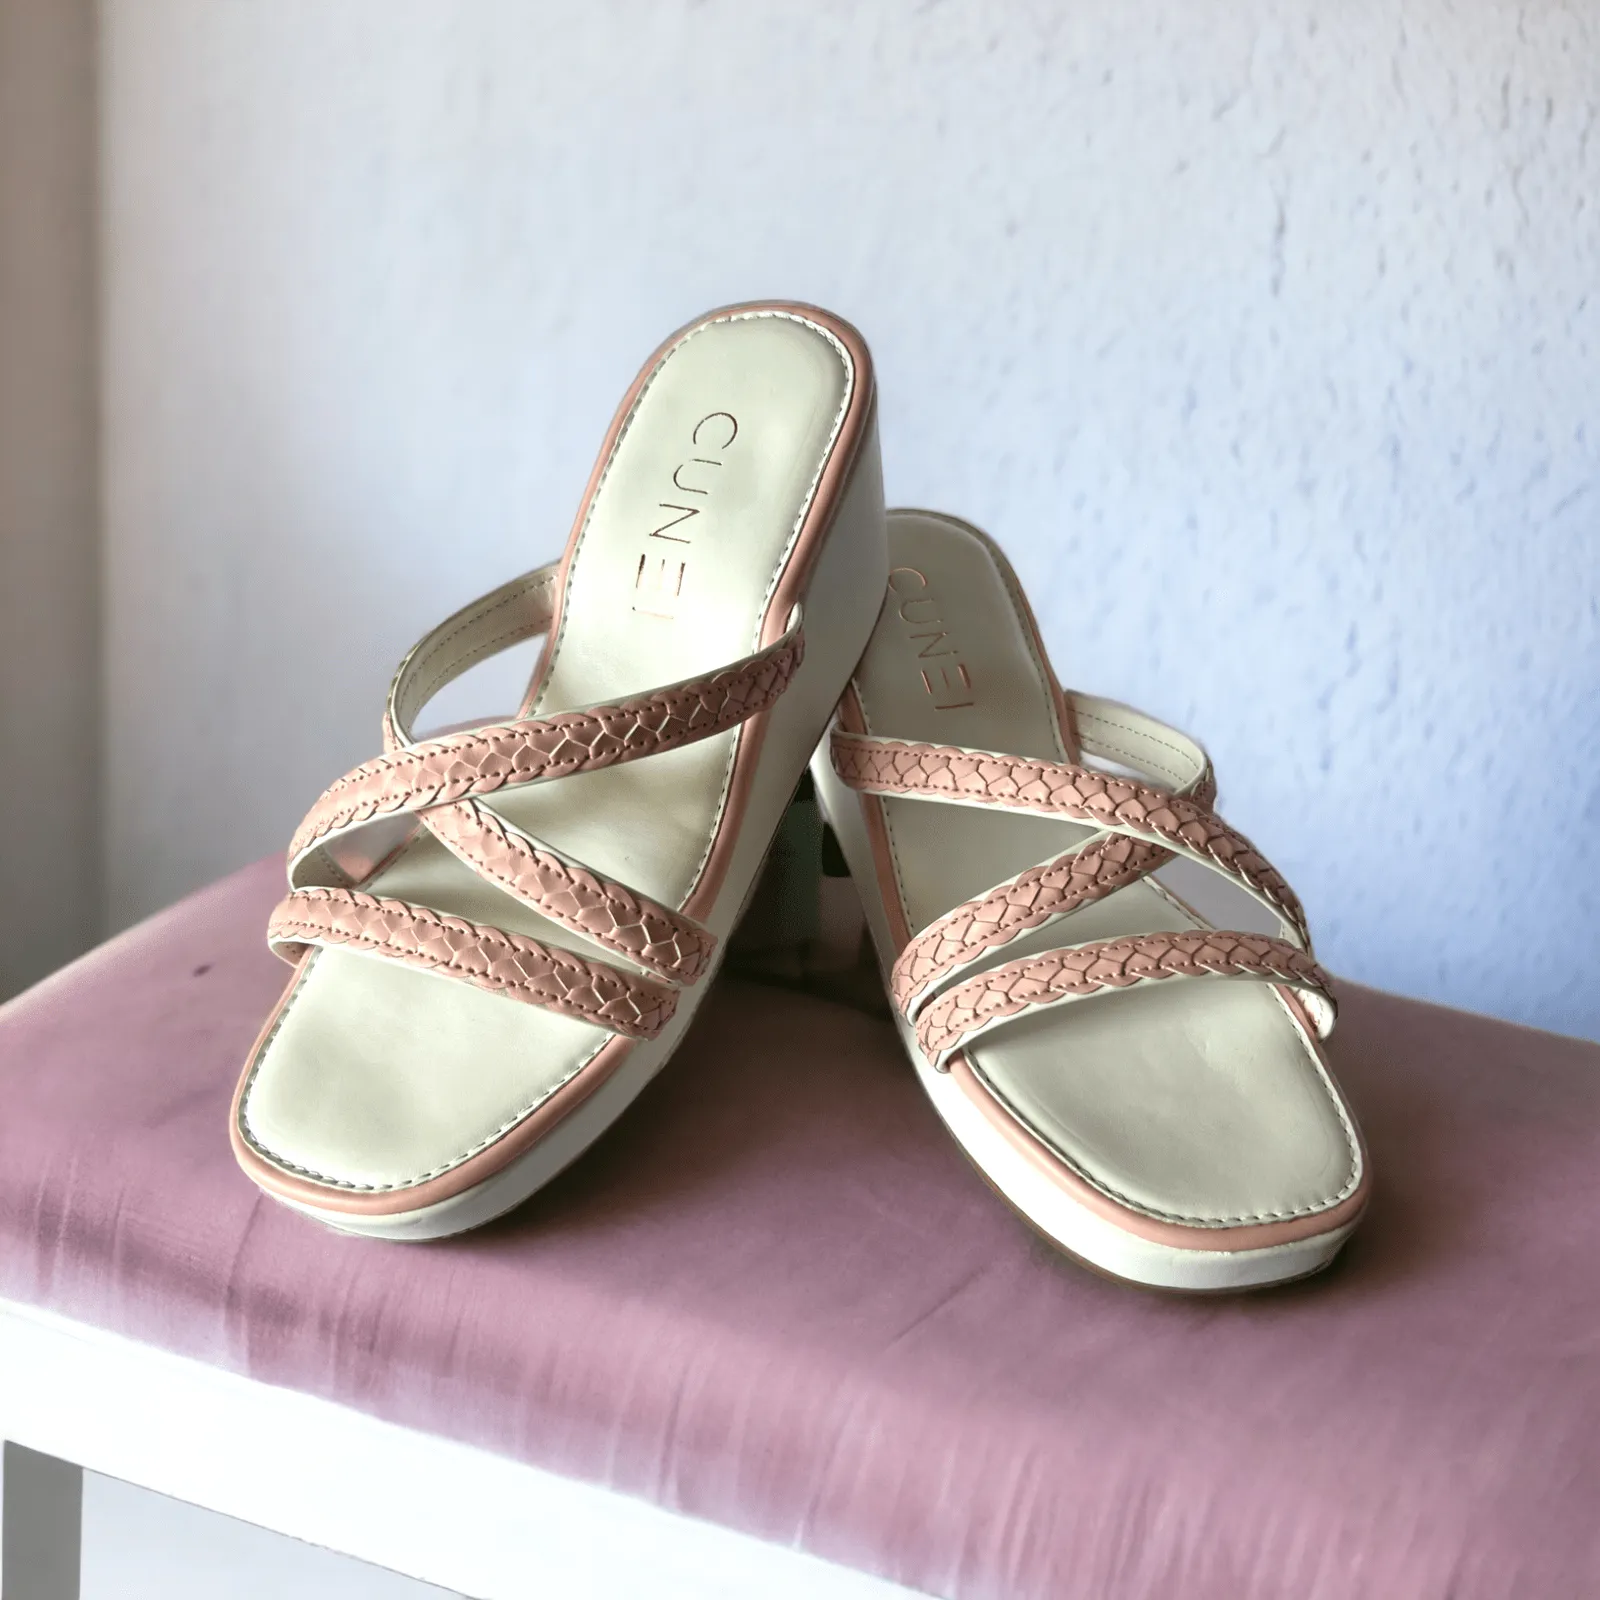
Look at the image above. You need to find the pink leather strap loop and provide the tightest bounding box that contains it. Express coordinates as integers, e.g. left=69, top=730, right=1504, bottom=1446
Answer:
left=289, top=621, right=804, bottom=864
left=890, top=833, right=1169, bottom=1016
left=423, top=800, right=717, bottom=984
left=268, top=887, right=677, bottom=1041
left=914, top=930, right=1336, bottom=1070
left=831, top=729, right=1309, bottom=948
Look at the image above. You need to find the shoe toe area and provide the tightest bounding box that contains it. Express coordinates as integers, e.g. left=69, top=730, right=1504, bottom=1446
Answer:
left=237, top=949, right=607, bottom=1197
left=967, top=978, right=1361, bottom=1231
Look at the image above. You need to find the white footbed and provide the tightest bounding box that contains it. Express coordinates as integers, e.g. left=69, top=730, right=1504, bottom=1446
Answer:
left=813, top=510, right=1361, bottom=1285
left=239, top=311, right=886, bottom=1229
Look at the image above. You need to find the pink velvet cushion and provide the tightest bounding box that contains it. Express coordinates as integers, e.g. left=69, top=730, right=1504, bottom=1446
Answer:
left=2, top=859, right=1598, bottom=1598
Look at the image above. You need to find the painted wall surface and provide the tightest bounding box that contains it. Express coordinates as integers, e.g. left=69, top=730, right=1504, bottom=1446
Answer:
left=101, top=1, right=1598, bottom=1035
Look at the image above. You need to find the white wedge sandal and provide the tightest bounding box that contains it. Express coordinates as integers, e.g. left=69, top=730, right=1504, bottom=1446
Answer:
left=232, top=303, right=887, bottom=1239
left=812, top=510, right=1370, bottom=1291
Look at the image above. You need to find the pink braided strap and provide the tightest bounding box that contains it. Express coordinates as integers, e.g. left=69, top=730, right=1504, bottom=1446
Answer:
left=914, top=930, right=1336, bottom=1069
left=831, top=730, right=1309, bottom=947
left=268, top=887, right=677, bottom=1041
left=890, top=833, right=1169, bottom=1015
left=423, top=800, right=716, bottom=984
left=288, top=625, right=805, bottom=863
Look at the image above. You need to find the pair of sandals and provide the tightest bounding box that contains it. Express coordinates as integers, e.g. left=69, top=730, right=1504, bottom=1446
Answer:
left=230, top=303, right=1369, bottom=1293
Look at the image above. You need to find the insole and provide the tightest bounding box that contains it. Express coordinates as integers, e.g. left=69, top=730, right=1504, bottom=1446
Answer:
left=244, top=313, right=853, bottom=1188
left=379, top=311, right=852, bottom=930
left=853, top=512, right=1358, bottom=1226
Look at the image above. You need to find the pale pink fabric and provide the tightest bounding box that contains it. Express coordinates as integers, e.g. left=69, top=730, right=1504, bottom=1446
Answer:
left=2, top=858, right=1598, bottom=1598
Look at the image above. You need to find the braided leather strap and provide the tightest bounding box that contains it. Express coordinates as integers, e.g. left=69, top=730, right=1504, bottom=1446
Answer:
left=275, top=562, right=805, bottom=1040
left=291, top=623, right=804, bottom=861
left=424, top=799, right=716, bottom=984
left=891, top=832, right=1168, bottom=1015
left=269, top=887, right=677, bottom=1041
left=831, top=729, right=1308, bottom=946
left=915, top=930, right=1336, bottom=1069
left=887, top=690, right=1232, bottom=1016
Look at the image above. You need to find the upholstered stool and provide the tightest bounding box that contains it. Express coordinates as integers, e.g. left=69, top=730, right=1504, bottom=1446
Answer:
left=2, top=857, right=1598, bottom=1598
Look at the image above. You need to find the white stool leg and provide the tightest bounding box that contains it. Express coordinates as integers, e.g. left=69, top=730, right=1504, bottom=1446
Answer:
left=1, top=1443, right=82, bottom=1600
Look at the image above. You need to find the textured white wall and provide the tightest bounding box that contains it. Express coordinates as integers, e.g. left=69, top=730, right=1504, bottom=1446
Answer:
left=102, top=0, right=1599, bottom=1036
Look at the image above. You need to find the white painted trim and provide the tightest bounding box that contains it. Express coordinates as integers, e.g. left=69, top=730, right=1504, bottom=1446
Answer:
left=0, top=1300, right=921, bottom=1600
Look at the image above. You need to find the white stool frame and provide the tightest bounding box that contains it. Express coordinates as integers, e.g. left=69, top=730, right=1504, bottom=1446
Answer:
left=0, top=1299, right=917, bottom=1600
